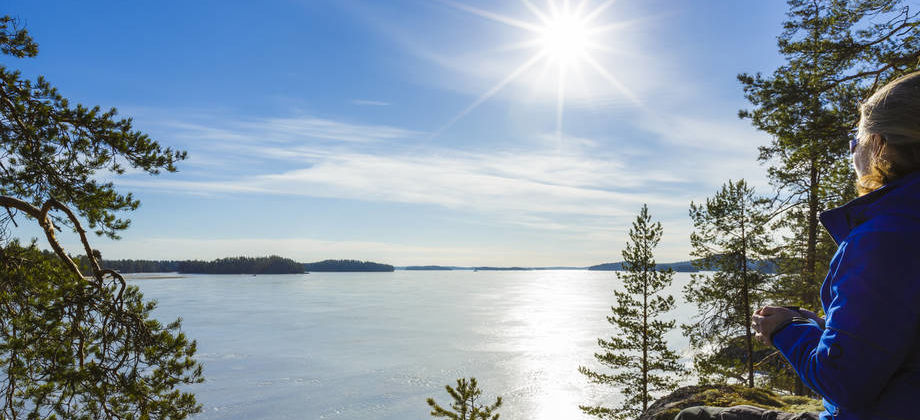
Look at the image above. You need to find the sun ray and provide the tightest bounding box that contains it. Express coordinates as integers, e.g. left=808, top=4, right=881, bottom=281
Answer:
left=568, top=54, right=591, bottom=102
left=520, top=0, right=552, bottom=24
left=583, top=0, right=618, bottom=24
left=547, top=0, right=560, bottom=19
left=439, top=0, right=542, bottom=32
left=583, top=53, right=641, bottom=105
left=584, top=40, right=637, bottom=56
left=572, top=0, right=591, bottom=16
left=486, top=39, right=545, bottom=54
left=434, top=0, right=635, bottom=139
left=525, top=55, right=557, bottom=104
left=555, top=63, right=568, bottom=144
left=587, top=20, right=638, bottom=34
left=433, top=51, right=549, bottom=138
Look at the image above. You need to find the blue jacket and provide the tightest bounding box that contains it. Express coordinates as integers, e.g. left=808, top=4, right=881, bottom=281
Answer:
left=772, top=171, right=920, bottom=420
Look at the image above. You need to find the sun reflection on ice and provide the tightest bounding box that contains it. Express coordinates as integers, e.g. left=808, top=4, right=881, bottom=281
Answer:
left=494, top=270, right=612, bottom=420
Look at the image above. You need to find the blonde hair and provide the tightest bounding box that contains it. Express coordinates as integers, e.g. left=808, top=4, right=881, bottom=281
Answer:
left=856, top=71, right=920, bottom=195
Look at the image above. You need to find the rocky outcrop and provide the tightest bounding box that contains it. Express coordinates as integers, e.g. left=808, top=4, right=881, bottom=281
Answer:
left=638, top=384, right=823, bottom=420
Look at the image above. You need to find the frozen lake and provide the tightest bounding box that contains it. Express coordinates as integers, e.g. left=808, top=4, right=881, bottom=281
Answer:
left=133, top=270, right=698, bottom=419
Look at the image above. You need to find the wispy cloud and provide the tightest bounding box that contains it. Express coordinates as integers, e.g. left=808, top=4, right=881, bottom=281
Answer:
left=120, top=114, right=691, bottom=237
left=166, top=115, right=421, bottom=144
left=85, top=236, right=619, bottom=267
left=117, top=109, right=773, bottom=261
left=119, top=148, right=690, bottom=224
left=351, top=99, right=391, bottom=106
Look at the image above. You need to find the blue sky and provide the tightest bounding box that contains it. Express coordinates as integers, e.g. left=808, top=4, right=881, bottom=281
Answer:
left=6, top=1, right=792, bottom=266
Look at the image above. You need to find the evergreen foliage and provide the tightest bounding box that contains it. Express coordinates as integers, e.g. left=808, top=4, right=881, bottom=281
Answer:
left=79, top=257, right=180, bottom=274
left=684, top=180, right=773, bottom=388
left=426, top=377, right=502, bottom=420
left=738, top=0, right=920, bottom=393
left=0, top=241, right=201, bottom=419
left=579, top=205, right=684, bottom=419
left=0, top=16, right=202, bottom=418
left=303, top=259, right=395, bottom=272
left=178, top=256, right=305, bottom=274
left=738, top=0, right=920, bottom=319
left=0, top=16, right=185, bottom=240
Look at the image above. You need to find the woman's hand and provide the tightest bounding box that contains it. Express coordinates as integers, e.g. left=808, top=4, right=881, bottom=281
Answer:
left=796, top=308, right=826, bottom=329
left=751, top=306, right=799, bottom=345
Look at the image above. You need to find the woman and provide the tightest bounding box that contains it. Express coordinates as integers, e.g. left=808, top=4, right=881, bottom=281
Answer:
left=679, top=72, right=920, bottom=420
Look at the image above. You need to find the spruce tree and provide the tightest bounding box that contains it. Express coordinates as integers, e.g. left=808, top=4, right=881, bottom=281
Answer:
left=426, top=377, right=502, bottom=420
left=579, top=204, right=684, bottom=419
left=0, top=16, right=201, bottom=418
left=683, top=180, right=773, bottom=388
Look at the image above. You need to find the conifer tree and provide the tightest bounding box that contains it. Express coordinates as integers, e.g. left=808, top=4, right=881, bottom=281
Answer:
left=0, top=16, right=201, bottom=418
left=738, top=0, right=920, bottom=318
left=738, top=0, right=920, bottom=393
left=426, top=377, right=502, bottom=420
left=683, top=180, right=773, bottom=388
left=579, top=205, right=684, bottom=419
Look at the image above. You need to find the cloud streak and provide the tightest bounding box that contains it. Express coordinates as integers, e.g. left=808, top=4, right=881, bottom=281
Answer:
left=351, top=99, right=391, bottom=106
left=165, top=115, right=421, bottom=145
left=116, top=109, right=774, bottom=261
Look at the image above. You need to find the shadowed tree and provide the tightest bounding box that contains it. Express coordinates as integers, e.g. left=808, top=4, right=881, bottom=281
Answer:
left=0, top=16, right=202, bottom=418
left=683, top=179, right=774, bottom=388
left=426, top=377, right=502, bottom=420
left=579, top=204, right=684, bottom=419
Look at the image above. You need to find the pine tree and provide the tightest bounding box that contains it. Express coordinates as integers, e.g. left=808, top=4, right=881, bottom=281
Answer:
left=738, top=0, right=920, bottom=321
left=426, top=377, right=502, bottom=420
left=738, top=0, right=920, bottom=393
left=683, top=180, right=773, bottom=388
left=0, top=16, right=201, bottom=418
left=579, top=205, right=684, bottom=419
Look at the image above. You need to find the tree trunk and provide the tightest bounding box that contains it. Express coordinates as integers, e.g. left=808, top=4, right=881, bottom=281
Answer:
left=643, top=271, right=649, bottom=412
left=805, top=161, right=819, bottom=307
left=795, top=160, right=821, bottom=396
left=740, top=200, right=754, bottom=388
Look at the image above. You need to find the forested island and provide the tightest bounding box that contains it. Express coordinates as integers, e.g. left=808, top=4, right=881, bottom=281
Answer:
left=79, top=256, right=306, bottom=274
left=81, top=256, right=394, bottom=274
left=303, top=259, right=395, bottom=272
left=178, top=256, right=305, bottom=274
left=79, top=258, right=181, bottom=273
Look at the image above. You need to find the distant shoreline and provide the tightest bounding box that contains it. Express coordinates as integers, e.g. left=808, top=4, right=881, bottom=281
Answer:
left=94, top=257, right=777, bottom=274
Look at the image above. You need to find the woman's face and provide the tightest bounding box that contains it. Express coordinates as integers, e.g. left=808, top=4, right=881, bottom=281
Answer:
left=853, top=122, right=872, bottom=178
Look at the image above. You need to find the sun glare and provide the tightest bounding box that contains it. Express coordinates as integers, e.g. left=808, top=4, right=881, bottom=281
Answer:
left=436, top=0, right=635, bottom=140
left=540, top=14, right=590, bottom=65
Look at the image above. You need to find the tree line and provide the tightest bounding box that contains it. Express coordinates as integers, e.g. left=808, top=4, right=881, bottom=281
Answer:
left=304, top=259, right=395, bottom=272
left=75, top=256, right=306, bottom=275
left=71, top=257, right=399, bottom=274
left=172, top=256, right=305, bottom=275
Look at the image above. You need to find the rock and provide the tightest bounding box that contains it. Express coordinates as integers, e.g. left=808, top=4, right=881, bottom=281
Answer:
left=638, top=384, right=822, bottom=420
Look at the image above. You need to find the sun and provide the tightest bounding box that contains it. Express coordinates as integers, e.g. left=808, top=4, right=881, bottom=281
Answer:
left=539, top=12, right=591, bottom=66
left=435, top=0, right=635, bottom=140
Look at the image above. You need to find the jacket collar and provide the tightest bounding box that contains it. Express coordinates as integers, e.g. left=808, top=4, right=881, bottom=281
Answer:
left=819, top=171, right=920, bottom=245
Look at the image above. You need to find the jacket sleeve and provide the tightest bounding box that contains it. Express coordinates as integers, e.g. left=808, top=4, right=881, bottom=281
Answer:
left=771, top=228, right=920, bottom=411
